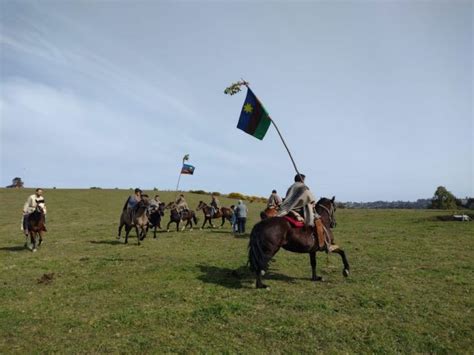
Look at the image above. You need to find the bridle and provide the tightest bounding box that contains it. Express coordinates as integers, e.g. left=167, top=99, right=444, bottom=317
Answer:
left=316, top=200, right=336, bottom=228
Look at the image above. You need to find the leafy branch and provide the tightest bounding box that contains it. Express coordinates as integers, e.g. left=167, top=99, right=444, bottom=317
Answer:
left=224, top=80, right=249, bottom=95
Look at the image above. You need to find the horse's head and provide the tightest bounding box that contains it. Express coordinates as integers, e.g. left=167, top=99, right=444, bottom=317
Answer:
left=35, top=201, right=46, bottom=214
left=196, top=201, right=206, bottom=210
left=165, top=202, right=176, bottom=210
left=158, top=202, right=166, bottom=216
left=316, top=196, right=336, bottom=228
left=139, top=195, right=150, bottom=208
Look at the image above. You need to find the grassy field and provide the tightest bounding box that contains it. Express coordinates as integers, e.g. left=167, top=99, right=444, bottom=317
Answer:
left=0, top=188, right=473, bottom=353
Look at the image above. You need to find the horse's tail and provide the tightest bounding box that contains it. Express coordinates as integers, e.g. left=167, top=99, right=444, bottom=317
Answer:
left=248, top=222, right=270, bottom=274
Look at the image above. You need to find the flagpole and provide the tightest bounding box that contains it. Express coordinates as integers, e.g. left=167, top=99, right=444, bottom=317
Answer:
left=176, top=172, right=182, bottom=192
left=268, top=118, right=302, bottom=179
left=176, top=154, right=189, bottom=192
left=241, top=81, right=303, bottom=182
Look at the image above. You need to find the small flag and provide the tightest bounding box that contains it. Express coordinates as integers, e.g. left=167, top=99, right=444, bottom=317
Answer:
left=181, top=164, right=195, bottom=175
left=237, top=88, right=271, bottom=140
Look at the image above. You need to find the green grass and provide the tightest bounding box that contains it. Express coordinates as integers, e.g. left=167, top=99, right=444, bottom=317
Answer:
left=0, top=188, right=473, bottom=353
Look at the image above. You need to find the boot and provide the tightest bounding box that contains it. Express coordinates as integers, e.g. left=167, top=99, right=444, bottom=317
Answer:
left=314, top=218, right=325, bottom=249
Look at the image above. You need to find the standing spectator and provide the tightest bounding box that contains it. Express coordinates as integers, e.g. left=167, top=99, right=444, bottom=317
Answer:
left=234, top=200, right=248, bottom=234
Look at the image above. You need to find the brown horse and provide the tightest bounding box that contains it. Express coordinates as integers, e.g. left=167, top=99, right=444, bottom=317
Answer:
left=196, top=201, right=233, bottom=229
left=165, top=202, right=198, bottom=232
left=118, top=196, right=150, bottom=245
left=260, top=206, right=279, bottom=220
left=248, top=197, right=349, bottom=288
left=25, top=203, right=46, bottom=252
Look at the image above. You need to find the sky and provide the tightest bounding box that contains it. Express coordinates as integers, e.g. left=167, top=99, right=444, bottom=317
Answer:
left=1, top=0, right=472, bottom=202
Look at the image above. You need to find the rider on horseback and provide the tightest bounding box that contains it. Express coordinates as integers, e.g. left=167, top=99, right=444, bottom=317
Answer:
left=22, top=188, right=47, bottom=235
left=175, top=193, right=189, bottom=218
left=210, top=194, right=220, bottom=217
left=123, top=188, right=142, bottom=223
left=277, top=174, right=325, bottom=249
left=267, top=189, right=282, bottom=209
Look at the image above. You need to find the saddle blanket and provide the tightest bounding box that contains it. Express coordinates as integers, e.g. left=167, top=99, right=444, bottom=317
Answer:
left=283, top=216, right=305, bottom=228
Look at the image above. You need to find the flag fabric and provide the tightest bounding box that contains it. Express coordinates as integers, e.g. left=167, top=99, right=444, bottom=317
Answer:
left=237, top=88, right=272, bottom=140
left=181, top=164, right=195, bottom=175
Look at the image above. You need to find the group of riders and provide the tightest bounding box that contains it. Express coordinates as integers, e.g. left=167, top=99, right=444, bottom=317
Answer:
left=21, top=173, right=325, bottom=243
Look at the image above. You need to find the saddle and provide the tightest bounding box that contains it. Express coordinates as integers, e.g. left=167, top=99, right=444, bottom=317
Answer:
left=283, top=214, right=327, bottom=250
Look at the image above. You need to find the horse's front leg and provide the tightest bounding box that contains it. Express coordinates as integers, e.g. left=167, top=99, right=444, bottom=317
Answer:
left=30, top=232, right=37, bottom=252
left=331, top=246, right=350, bottom=277
left=38, top=231, right=43, bottom=247
left=153, top=226, right=157, bottom=238
left=201, top=217, right=207, bottom=229
left=135, top=226, right=141, bottom=245
left=117, top=222, right=124, bottom=239
left=124, top=225, right=131, bottom=244
left=220, top=217, right=225, bottom=227
left=310, top=252, right=322, bottom=281
left=166, top=220, right=172, bottom=232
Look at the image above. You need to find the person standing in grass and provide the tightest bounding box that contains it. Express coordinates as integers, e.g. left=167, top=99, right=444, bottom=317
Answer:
left=234, top=200, right=248, bottom=234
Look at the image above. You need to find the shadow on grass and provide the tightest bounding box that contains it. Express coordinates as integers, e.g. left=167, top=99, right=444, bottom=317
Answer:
left=0, top=245, right=27, bottom=252
left=196, top=264, right=297, bottom=289
left=89, top=240, right=122, bottom=246
left=210, top=230, right=234, bottom=235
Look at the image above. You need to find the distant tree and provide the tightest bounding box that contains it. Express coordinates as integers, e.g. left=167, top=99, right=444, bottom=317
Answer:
left=430, top=186, right=458, bottom=209
left=6, top=177, right=24, bottom=188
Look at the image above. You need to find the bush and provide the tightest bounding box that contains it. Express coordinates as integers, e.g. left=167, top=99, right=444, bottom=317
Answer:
left=189, top=190, right=208, bottom=195
left=228, top=192, right=245, bottom=200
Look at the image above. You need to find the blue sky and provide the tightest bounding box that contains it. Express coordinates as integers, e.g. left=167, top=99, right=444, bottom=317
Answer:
left=1, top=0, right=472, bottom=201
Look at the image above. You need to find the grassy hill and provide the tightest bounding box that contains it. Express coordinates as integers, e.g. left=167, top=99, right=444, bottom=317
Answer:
left=0, top=188, right=473, bottom=353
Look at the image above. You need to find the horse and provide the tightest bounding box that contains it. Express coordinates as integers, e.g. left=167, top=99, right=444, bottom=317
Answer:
left=148, top=202, right=166, bottom=238
left=25, top=202, right=47, bottom=252
left=165, top=202, right=198, bottom=232
left=117, top=196, right=150, bottom=245
left=248, top=197, right=350, bottom=289
left=196, top=201, right=233, bottom=229
left=260, top=206, right=279, bottom=220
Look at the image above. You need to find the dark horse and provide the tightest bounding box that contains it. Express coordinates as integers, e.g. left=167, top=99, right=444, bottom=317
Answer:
left=196, top=201, right=233, bottom=229
left=118, top=197, right=150, bottom=245
left=148, top=202, right=166, bottom=238
left=25, top=203, right=46, bottom=252
left=165, top=202, right=198, bottom=232
left=248, top=197, right=350, bottom=288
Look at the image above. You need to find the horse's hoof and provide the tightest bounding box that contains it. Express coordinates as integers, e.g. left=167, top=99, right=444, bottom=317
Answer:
left=257, top=283, right=269, bottom=289
left=32, top=248, right=37, bottom=253
left=24, top=243, right=27, bottom=248
left=312, top=276, right=323, bottom=282
left=166, top=230, right=170, bottom=233
left=343, top=269, right=350, bottom=277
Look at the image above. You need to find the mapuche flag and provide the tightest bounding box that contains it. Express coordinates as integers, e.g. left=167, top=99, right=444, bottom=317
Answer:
left=237, top=88, right=271, bottom=140
left=181, top=164, right=195, bottom=175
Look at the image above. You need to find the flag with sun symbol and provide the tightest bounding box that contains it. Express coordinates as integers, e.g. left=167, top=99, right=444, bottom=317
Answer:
left=237, top=88, right=272, bottom=140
